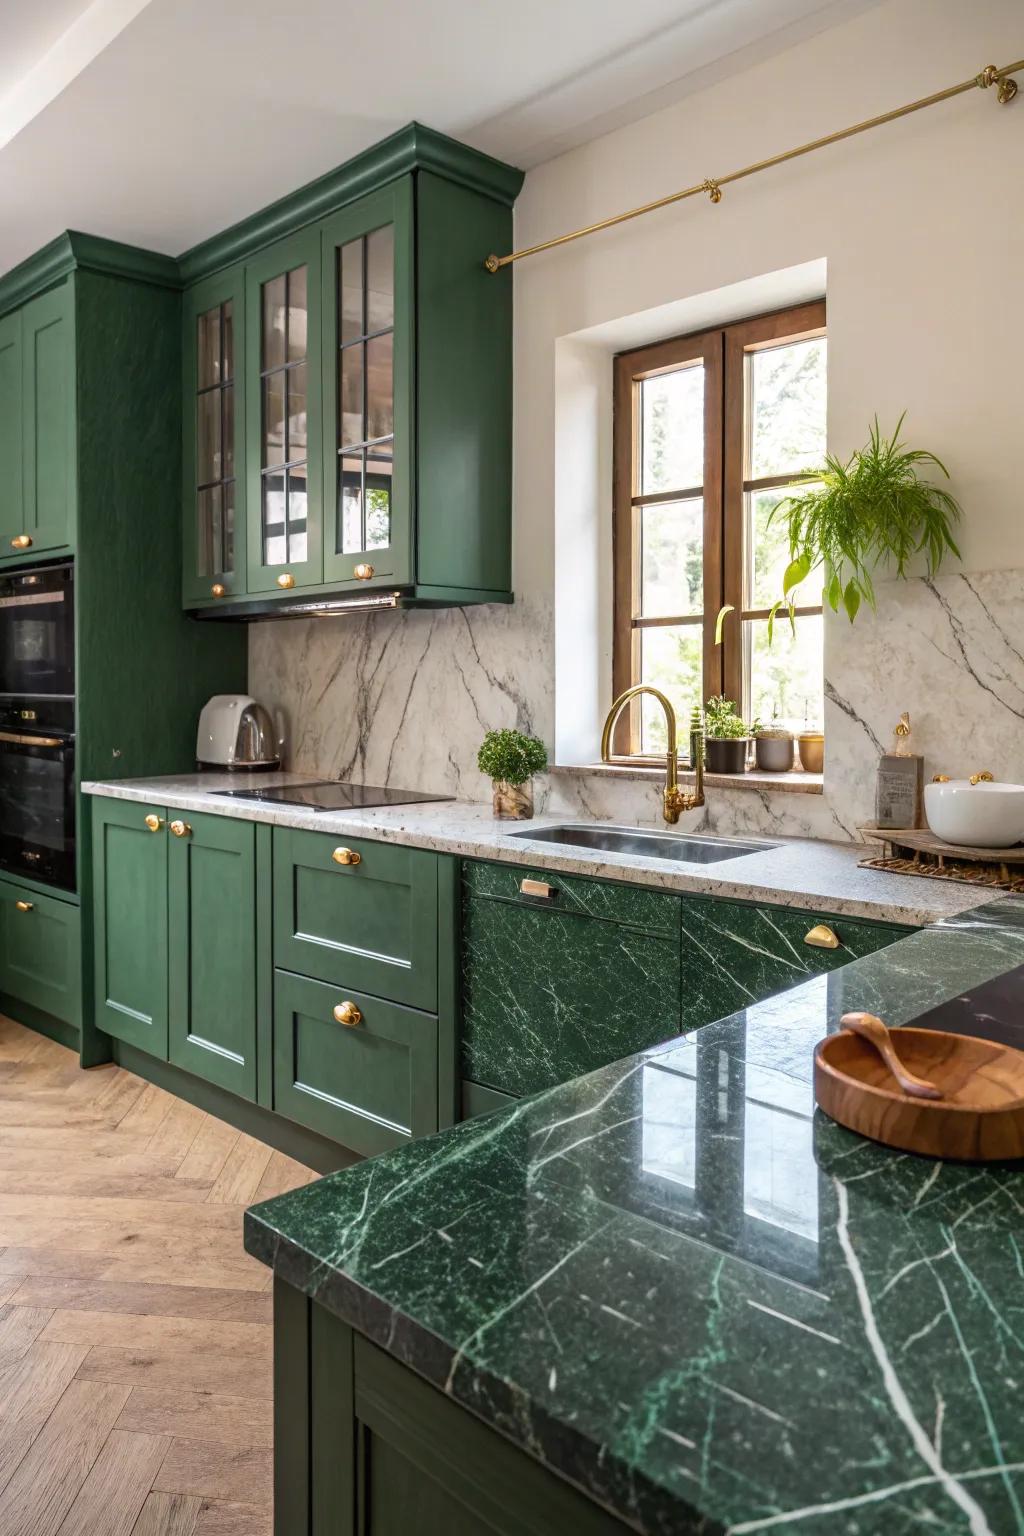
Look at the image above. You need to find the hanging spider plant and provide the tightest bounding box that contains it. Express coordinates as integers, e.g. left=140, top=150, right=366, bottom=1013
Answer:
left=766, top=414, right=963, bottom=630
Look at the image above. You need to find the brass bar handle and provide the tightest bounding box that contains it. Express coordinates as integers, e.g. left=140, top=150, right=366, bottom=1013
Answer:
left=144, top=814, right=165, bottom=832
left=332, top=847, right=361, bottom=867
left=805, top=923, right=840, bottom=950
left=0, top=731, right=63, bottom=748
left=14, top=900, right=33, bottom=913
left=169, top=820, right=192, bottom=838
left=10, top=535, right=32, bottom=550
left=333, top=1001, right=362, bottom=1027
left=520, top=878, right=554, bottom=899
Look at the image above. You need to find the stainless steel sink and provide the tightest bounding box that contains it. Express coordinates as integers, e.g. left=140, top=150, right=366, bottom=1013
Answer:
left=507, top=823, right=779, bottom=865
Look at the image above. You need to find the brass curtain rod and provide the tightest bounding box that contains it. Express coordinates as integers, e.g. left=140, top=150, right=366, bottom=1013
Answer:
left=484, top=57, right=1022, bottom=273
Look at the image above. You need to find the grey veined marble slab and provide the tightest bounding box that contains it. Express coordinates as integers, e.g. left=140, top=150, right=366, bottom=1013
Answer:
left=246, top=896, right=1024, bottom=1536
left=82, top=773, right=992, bottom=926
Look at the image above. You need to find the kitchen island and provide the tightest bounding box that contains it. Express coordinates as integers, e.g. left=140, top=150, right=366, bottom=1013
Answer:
left=245, top=896, right=1024, bottom=1535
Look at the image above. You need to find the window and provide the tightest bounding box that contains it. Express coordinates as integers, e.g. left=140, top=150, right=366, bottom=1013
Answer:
left=612, top=302, right=826, bottom=759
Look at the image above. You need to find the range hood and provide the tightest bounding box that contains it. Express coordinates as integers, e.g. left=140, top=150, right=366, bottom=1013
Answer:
left=191, top=586, right=514, bottom=621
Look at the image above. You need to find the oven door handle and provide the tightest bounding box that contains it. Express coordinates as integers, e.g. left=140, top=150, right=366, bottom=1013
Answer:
left=0, top=730, right=69, bottom=749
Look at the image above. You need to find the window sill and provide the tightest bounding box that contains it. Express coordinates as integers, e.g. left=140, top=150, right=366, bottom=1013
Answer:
left=550, top=762, right=823, bottom=796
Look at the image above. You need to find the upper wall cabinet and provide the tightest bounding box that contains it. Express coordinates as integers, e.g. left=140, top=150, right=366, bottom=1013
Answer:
left=181, top=123, right=523, bottom=616
left=0, top=284, right=74, bottom=561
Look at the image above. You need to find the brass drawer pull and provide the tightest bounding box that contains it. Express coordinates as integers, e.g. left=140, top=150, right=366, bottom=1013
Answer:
left=805, top=923, right=840, bottom=950
left=169, top=820, right=192, bottom=838
left=10, top=535, right=32, bottom=551
left=14, top=900, right=33, bottom=913
left=333, top=1001, right=362, bottom=1027
left=332, top=847, right=361, bottom=867
left=353, top=563, right=374, bottom=581
left=144, top=814, right=165, bottom=832
left=276, top=573, right=296, bottom=590
left=520, top=878, right=554, bottom=899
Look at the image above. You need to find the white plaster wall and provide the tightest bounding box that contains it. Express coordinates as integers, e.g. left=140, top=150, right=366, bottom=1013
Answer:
left=251, top=0, right=1024, bottom=834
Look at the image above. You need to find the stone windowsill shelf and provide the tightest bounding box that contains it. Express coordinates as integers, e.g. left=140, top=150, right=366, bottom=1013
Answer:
left=550, top=761, right=824, bottom=795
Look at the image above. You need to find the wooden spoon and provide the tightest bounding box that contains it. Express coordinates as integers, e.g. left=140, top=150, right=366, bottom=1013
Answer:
left=839, top=1012, right=945, bottom=1101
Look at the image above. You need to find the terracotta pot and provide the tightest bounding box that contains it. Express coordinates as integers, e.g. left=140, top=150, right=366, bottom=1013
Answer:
left=755, top=734, right=795, bottom=772
left=798, top=732, right=825, bottom=773
left=705, top=738, right=749, bottom=775
left=492, top=779, right=533, bottom=819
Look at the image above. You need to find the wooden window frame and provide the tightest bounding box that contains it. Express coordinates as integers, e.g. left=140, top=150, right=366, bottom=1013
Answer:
left=612, top=299, right=826, bottom=761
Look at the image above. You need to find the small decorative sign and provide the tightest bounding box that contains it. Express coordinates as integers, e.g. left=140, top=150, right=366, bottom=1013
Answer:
left=876, top=753, right=924, bottom=829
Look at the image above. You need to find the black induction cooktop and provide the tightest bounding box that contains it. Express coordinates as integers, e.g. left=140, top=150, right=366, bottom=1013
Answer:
left=210, top=781, right=454, bottom=812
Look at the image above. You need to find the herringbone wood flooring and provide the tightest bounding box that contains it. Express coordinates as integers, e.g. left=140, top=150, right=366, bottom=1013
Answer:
left=0, top=1013, right=316, bottom=1536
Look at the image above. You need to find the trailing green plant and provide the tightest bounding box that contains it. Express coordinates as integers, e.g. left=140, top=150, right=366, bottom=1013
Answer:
left=703, top=696, right=749, bottom=740
left=768, top=414, right=962, bottom=626
left=477, top=728, right=548, bottom=787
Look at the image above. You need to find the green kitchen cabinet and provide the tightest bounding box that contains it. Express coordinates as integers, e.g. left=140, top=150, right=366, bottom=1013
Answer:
left=181, top=123, right=522, bottom=615
left=168, top=809, right=259, bottom=1099
left=182, top=267, right=247, bottom=605
left=273, top=828, right=439, bottom=1011
left=273, top=970, right=439, bottom=1157
left=0, top=282, right=74, bottom=560
left=0, top=878, right=81, bottom=1029
left=92, top=797, right=169, bottom=1056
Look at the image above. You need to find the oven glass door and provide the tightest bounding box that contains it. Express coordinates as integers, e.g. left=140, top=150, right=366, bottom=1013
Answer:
left=0, top=730, right=75, bottom=891
left=0, top=564, right=75, bottom=699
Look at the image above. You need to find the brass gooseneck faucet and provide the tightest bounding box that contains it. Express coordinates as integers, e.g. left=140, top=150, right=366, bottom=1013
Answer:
left=601, top=686, right=704, bottom=825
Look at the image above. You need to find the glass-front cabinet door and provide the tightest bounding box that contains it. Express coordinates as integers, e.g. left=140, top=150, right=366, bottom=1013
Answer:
left=182, top=272, right=245, bottom=604
left=322, top=180, right=412, bottom=588
left=246, top=229, right=323, bottom=594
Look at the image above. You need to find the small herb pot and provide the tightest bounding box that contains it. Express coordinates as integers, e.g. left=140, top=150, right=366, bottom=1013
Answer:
left=706, top=738, right=749, bottom=775
left=755, top=733, right=795, bottom=772
left=492, top=779, right=533, bottom=819
left=798, top=732, right=825, bottom=774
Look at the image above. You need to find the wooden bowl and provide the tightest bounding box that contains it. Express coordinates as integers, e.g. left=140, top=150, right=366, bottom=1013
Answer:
left=814, top=1025, right=1024, bottom=1161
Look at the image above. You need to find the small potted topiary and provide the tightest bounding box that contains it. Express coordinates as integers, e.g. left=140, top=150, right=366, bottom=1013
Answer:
left=477, top=728, right=548, bottom=819
left=703, top=696, right=750, bottom=775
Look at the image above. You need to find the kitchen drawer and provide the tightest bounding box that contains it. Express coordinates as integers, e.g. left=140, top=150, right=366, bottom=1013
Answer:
left=273, top=828, right=438, bottom=1010
left=274, top=969, right=438, bottom=1157
left=678, top=897, right=912, bottom=1032
left=0, top=880, right=80, bottom=1027
left=462, top=859, right=679, bottom=935
left=461, top=891, right=681, bottom=1099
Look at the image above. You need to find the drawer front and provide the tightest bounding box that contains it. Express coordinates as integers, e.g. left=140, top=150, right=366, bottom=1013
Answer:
left=0, top=880, right=80, bottom=1027
left=274, top=969, right=438, bottom=1157
left=461, top=894, right=681, bottom=1099
left=274, top=829, right=438, bottom=1009
left=679, top=897, right=912, bottom=1032
left=463, top=859, right=679, bottom=935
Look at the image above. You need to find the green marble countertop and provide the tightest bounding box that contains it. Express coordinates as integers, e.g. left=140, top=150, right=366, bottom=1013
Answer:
left=246, top=897, right=1024, bottom=1535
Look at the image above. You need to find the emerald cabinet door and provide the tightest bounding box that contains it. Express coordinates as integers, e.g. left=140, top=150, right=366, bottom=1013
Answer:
left=19, top=285, right=74, bottom=556
left=0, top=879, right=81, bottom=1028
left=274, top=969, right=437, bottom=1156
left=92, top=798, right=168, bottom=1055
left=246, top=228, right=323, bottom=594
left=183, top=269, right=247, bottom=605
left=168, top=810, right=257, bottom=1099
left=321, top=178, right=413, bottom=589
left=0, top=311, right=23, bottom=550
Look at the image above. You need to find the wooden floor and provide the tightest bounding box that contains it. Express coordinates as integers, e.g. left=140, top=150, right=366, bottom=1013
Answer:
left=0, top=1013, right=316, bottom=1536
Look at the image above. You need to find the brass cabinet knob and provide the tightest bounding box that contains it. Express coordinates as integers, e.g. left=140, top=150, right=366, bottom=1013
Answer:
left=804, top=923, right=840, bottom=950
left=169, top=819, right=192, bottom=838
left=333, top=1001, right=362, bottom=1027
left=10, top=535, right=32, bottom=551
left=353, top=563, right=374, bottom=581
left=276, top=573, right=296, bottom=590
left=332, top=846, right=361, bottom=867
left=211, top=583, right=226, bottom=598
left=14, top=900, right=33, bottom=913
left=144, top=814, right=165, bottom=832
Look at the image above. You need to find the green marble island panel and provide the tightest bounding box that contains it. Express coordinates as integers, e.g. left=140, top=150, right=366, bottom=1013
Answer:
left=247, top=896, right=1024, bottom=1536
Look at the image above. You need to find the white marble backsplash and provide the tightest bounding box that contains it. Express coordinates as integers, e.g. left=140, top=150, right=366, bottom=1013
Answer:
left=248, top=568, right=1024, bottom=846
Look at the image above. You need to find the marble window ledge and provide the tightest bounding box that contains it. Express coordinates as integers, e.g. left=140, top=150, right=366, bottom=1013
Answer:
left=550, top=762, right=824, bottom=795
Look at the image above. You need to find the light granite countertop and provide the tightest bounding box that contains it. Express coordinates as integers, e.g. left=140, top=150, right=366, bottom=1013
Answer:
left=83, top=771, right=993, bottom=927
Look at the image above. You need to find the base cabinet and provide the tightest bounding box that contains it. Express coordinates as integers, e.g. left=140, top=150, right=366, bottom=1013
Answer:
left=0, top=879, right=80, bottom=1028
left=92, top=797, right=169, bottom=1055
left=276, top=1282, right=626, bottom=1536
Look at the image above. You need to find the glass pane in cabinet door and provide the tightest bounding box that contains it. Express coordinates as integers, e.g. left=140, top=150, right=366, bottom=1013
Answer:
left=365, top=332, right=393, bottom=442
left=222, top=301, right=234, bottom=383
left=287, top=267, right=308, bottom=362
left=194, top=298, right=236, bottom=581
left=286, top=466, right=308, bottom=564
left=197, top=310, right=220, bottom=388
left=339, top=455, right=362, bottom=553
left=197, top=486, right=220, bottom=578
left=340, top=346, right=363, bottom=449
left=223, top=481, right=235, bottom=573
left=366, top=226, right=394, bottom=331
left=263, top=472, right=286, bottom=566
left=262, top=372, right=285, bottom=467
left=197, top=389, right=221, bottom=485
left=365, top=454, right=392, bottom=550
left=287, top=363, right=307, bottom=458
left=263, top=276, right=286, bottom=371
left=223, top=383, right=234, bottom=480
left=339, top=240, right=362, bottom=344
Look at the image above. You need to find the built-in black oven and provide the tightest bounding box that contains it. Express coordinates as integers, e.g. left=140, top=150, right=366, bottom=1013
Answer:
left=0, top=561, right=76, bottom=893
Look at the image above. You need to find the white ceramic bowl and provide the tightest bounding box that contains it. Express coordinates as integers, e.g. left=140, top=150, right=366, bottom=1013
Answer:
left=924, top=780, right=1024, bottom=849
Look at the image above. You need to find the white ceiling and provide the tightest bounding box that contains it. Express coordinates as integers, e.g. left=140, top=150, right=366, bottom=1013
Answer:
left=0, top=0, right=876, bottom=277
